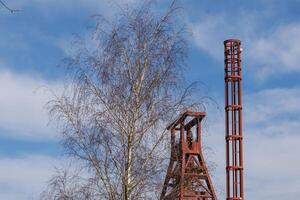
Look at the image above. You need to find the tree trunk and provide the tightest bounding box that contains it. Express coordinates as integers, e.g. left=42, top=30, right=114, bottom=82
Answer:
left=124, top=133, right=133, bottom=200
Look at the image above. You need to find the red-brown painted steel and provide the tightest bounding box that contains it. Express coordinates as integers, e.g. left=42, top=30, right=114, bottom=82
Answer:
left=160, top=111, right=217, bottom=200
left=224, top=39, right=244, bottom=200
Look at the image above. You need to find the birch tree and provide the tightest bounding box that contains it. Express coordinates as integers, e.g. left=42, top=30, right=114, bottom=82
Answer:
left=42, top=1, right=205, bottom=199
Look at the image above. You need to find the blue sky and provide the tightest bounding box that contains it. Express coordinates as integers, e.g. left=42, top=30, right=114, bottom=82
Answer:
left=0, top=0, right=300, bottom=199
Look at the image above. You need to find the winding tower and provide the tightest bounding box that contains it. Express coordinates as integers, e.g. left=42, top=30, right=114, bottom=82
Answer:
left=160, top=111, right=217, bottom=200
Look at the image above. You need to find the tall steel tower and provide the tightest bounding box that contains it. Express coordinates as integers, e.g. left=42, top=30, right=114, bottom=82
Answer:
left=224, top=39, right=244, bottom=200
left=160, top=111, right=217, bottom=200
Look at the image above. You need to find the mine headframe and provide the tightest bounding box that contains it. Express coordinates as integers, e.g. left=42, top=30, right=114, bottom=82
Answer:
left=160, top=111, right=217, bottom=200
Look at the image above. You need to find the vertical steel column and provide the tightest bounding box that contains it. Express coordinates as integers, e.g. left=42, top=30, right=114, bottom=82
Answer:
left=180, top=120, right=185, bottom=200
left=224, top=39, right=244, bottom=200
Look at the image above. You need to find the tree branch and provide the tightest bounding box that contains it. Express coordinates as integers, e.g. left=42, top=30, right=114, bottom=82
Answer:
left=0, top=0, right=20, bottom=13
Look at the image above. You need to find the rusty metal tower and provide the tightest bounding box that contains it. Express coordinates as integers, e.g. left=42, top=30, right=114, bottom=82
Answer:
left=160, top=111, right=217, bottom=200
left=224, top=39, right=244, bottom=200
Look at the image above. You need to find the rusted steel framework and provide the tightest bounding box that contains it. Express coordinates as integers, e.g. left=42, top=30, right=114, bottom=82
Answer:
left=224, top=39, right=244, bottom=200
left=160, top=111, right=217, bottom=200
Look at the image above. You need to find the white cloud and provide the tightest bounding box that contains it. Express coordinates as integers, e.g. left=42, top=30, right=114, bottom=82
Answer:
left=249, top=23, right=300, bottom=79
left=245, top=88, right=300, bottom=119
left=245, top=133, right=300, bottom=199
left=190, top=14, right=228, bottom=59
left=0, top=69, right=62, bottom=140
left=203, top=87, right=300, bottom=199
left=190, top=12, right=258, bottom=60
left=190, top=11, right=300, bottom=80
left=0, top=155, right=61, bottom=200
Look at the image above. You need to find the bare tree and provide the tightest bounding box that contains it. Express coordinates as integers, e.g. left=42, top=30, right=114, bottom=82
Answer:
left=43, top=1, right=206, bottom=200
left=40, top=168, right=96, bottom=200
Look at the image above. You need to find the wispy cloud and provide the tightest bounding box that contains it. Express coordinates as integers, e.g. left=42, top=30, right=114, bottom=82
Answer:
left=189, top=12, right=258, bottom=59
left=190, top=10, right=300, bottom=80
left=0, top=155, right=61, bottom=200
left=204, top=87, right=300, bottom=199
left=248, top=23, right=300, bottom=79
left=0, top=68, right=62, bottom=140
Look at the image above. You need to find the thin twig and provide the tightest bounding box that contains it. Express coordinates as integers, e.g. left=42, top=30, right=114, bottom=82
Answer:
left=0, top=0, right=20, bottom=13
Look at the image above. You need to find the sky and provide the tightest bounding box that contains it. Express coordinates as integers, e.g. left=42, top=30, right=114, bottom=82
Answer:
left=0, top=0, right=300, bottom=199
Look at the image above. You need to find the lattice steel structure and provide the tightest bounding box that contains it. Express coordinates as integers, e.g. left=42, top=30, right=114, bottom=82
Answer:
left=160, top=111, right=217, bottom=200
left=224, top=39, right=244, bottom=200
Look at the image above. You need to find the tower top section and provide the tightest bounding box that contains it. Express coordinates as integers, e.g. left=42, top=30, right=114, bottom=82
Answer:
left=167, top=111, right=205, bottom=130
left=224, top=39, right=241, bottom=44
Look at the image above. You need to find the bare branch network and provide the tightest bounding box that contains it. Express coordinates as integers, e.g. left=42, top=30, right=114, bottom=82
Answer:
left=41, top=1, right=211, bottom=200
